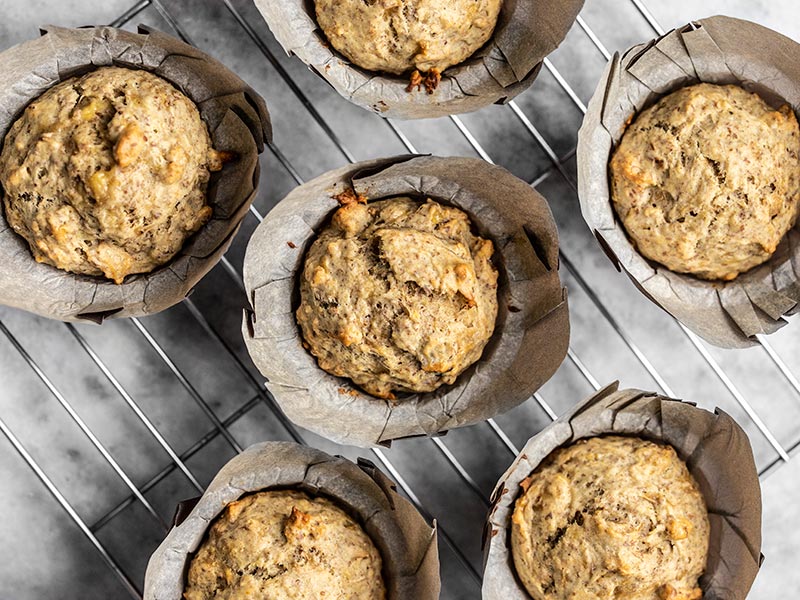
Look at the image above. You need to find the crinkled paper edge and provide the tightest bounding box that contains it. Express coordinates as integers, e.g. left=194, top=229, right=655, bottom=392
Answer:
left=143, top=441, right=440, bottom=600
left=482, top=382, right=763, bottom=600
left=241, top=155, right=570, bottom=447
left=577, top=15, right=800, bottom=348
left=252, top=0, right=584, bottom=119
left=0, top=25, right=271, bottom=322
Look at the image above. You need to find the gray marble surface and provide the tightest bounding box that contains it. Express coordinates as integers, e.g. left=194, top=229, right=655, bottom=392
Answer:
left=0, top=1, right=798, bottom=598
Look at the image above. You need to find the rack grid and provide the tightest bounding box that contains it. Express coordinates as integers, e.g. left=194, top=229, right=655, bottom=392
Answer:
left=1, top=1, right=798, bottom=598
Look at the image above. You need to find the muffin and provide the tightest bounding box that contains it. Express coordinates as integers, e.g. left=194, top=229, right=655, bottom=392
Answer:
left=296, top=196, right=499, bottom=399
left=314, top=0, right=502, bottom=89
left=609, top=83, right=800, bottom=281
left=0, top=66, right=224, bottom=284
left=511, top=435, right=710, bottom=600
left=185, top=489, right=386, bottom=600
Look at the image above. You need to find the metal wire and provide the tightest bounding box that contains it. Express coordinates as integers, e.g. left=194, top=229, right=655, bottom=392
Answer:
left=65, top=323, right=203, bottom=493
left=431, top=437, right=489, bottom=506
left=543, top=58, right=588, bottom=113
left=487, top=418, right=520, bottom=455
left=534, top=393, right=559, bottom=421
left=129, top=317, right=243, bottom=453
left=567, top=348, right=602, bottom=391
left=90, top=394, right=262, bottom=533
left=576, top=15, right=612, bottom=60
left=371, top=448, right=483, bottom=585
left=108, top=0, right=151, bottom=28
left=0, top=414, right=142, bottom=599
left=760, top=437, right=800, bottom=479
left=0, top=319, right=167, bottom=531
left=680, top=325, right=790, bottom=461
left=630, top=0, right=667, bottom=35
left=757, top=335, right=800, bottom=403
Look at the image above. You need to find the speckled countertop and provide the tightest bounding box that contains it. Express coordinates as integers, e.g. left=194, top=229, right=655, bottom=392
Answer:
left=0, top=1, right=798, bottom=598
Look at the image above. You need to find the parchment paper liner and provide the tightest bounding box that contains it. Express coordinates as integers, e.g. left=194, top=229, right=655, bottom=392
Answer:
left=143, top=441, right=440, bottom=600
left=482, top=382, right=763, bottom=600
left=0, top=25, right=271, bottom=322
left=242, top=155, right=570, bottom=447
left=577, top=15, right=800, bottom=348
left=253, top=0, right=584, bottom=119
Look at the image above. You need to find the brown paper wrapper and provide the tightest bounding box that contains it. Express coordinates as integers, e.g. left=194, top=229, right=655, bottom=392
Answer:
left=482, top=382, right=763, bottom=600
left=577, top=15, right=800, bottom=348
left=143, top=441, right=440, bottom=600
left=242, top=155, right=570, bottom=447
left=253, top=0, right=584, bottom=119
left=0, top=26, right=271, bottom=322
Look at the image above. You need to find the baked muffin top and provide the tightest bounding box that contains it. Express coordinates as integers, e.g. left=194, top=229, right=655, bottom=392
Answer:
left=511, top=435, right=710, bottom=600
left=296, top=196, right=498, bottom=399
left=184, top=489, right=386, bottom=600
left=609, top=83, right=800, bottom=281
left=314, top=0, right=502, bottom=76
left=0, top=66, right=223, bottom=284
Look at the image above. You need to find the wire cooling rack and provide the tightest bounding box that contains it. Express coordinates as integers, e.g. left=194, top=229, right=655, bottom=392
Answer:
left=1, top=1, right=799, bottom=598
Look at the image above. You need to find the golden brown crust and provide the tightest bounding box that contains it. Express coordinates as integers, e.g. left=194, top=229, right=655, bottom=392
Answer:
left=609, top=83, right=800, bottom=281
left=511, top=436, right=710, bottom=600
left=184, top=490, right=386, bottom=600
left=314, top=0, right=502, bottom=76
left=0, top=66, right=219, bottom=284
left=296, top=197, right=498, bottom=398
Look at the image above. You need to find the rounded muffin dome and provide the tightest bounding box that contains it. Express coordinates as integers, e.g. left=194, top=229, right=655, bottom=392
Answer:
left=314, top=0, right=502, bottom=75
left=511, top=435, right=710, bottom=600
left=609, top=83, right=800, bottom=281
left=296, top=197, right=498, bottom=399
left=0, top=66, right=222, bottom=284
left=185, top=490, right=386, bottom=600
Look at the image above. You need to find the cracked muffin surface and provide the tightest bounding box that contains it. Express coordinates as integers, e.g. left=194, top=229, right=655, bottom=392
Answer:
left=184, top=490, right=386, bottom=600
left=609, top=83, right=800, bottom=281
left=0, top=66, right=222, bottom=284
left=511, top=435, right=710, bottom=600
left=314, top=0, right=502, bottom=75
left=296, top=197, right=498, bottom=399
